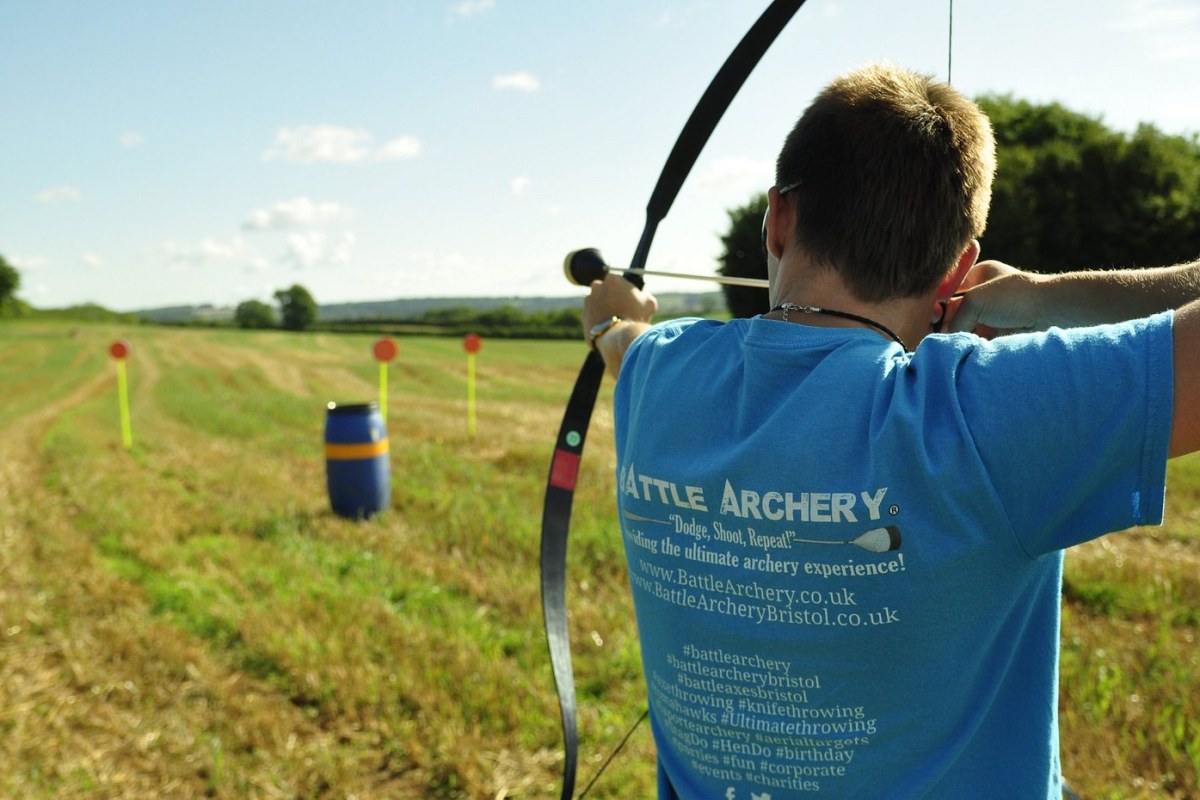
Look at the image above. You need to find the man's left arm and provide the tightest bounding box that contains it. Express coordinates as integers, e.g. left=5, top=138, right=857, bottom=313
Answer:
left=949, top=258, right=1200, bottom=458
left=948, top=259, right=1200, bottom=334
left=1170, top=298, right=1199, bottom=458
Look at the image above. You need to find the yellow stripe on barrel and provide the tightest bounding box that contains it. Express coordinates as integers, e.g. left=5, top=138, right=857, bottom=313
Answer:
left=324, top=440, right=390, bottom=460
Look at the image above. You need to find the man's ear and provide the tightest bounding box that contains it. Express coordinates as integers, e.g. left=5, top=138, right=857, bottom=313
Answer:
left=937, top=239, right=980, bottom=300
left=764, top=185, right=792, bottom=261
left=764, top=186, right=794, bottom=307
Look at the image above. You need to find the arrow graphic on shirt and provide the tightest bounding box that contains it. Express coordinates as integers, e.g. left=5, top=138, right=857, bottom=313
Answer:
left=796, top=525, right=902, bottom=553
left=621, top=509, right=672, bottom=525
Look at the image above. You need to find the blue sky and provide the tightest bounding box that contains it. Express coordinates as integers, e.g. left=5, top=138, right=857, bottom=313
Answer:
left=3, top=0, right=1198, bottom=311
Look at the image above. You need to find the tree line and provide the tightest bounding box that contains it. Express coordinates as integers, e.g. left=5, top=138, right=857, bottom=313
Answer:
left=317, top=305, right=583, bottom=339
left=716, top=94, right=1200, bottom=317
left=234, top=285, right=319, bottom=331
left=230, top=284, right=582, bottom=337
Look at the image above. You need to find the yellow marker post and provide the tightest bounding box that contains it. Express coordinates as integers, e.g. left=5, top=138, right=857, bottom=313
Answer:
left=109, top=340, right=133, bottom=450
left=463, top=333, right=482, bottom=438
left=379, top=363, right=388, bottom=423
left=372, top=337, right=398, bottom=425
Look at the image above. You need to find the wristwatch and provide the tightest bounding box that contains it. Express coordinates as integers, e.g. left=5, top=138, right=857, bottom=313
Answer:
left=588, top=316, right=623, bottom=350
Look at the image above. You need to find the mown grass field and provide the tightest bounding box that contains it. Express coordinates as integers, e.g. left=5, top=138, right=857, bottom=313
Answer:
left=1, top=319, right=1197, bottom=799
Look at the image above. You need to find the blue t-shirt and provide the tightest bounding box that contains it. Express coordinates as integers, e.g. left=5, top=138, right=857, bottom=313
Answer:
left=612, top=314, right=1174, bottom=799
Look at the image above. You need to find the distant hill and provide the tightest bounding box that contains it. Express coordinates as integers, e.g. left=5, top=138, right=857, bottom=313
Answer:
left=28, top=303, right=141, bottom=323
left=134, top=304, right=234, bottom=324
left=135, top=291, right=724, bottom=324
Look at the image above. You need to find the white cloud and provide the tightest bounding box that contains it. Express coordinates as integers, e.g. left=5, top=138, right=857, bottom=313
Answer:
left=451, top=0, right=494, bottom=20
left=262, top=125, right=422, bottom=164
left=81, top=252, right=105, bottom=268
left=285, top=231, right=356, bottom=269
left=407, top=249, right=469, bottom=273
left=1109, top=0, right=1200, bottom=61
left=10, top=253, right=48, bottom=271
left=263, top=125, right=370, bottom=163
left=119, top=131, right=145, bottom=148
left=286, top=232, right=325, bottom=269
left=244, top=196, right=349, bottom=230
left=160, top=236, right=270, bottom=273
left=377, top=250, right=493, bottom=295
left=491, top=71, right=540, bottom=92
left=511, top=175, right=530, bottom=195
left=691, top=156, right=774, bottom=197
left=332, top=231, right=356, bottom=264
left=375, top=135, right=422, bottom=160
left=35, top=185, right=82, bottom=203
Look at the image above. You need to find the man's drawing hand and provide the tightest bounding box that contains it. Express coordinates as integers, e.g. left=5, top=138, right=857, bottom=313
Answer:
left=947, top=261, right=1048, bottom=338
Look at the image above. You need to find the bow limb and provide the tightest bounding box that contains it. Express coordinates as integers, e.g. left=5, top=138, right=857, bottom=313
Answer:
left=540, top=3, right=808, bottom=797
left=540, top=348, right=604, bottom=800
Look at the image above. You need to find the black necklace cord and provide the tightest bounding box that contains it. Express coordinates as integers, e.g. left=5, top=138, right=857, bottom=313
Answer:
left=769, top=302, right=908, bottom=350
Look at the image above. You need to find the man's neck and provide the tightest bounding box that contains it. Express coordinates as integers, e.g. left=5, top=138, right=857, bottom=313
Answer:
left=768, top=260, right=934, bottom=350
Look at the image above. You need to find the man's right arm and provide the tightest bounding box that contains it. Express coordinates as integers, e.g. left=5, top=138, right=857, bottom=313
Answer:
left=948, top=259, right=1200, bottom=457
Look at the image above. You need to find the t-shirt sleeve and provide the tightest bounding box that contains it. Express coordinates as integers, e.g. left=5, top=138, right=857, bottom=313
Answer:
left=937, top=312, right=1174, bottom=556
left=614, top=318, right=704, bottom=456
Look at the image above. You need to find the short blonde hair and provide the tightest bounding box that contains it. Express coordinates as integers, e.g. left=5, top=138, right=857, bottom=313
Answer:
left=775, top=63, right=996, bottom=301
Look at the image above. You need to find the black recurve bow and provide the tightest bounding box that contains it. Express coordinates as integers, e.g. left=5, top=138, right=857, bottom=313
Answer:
left=539, top=2, right=809, bottom=796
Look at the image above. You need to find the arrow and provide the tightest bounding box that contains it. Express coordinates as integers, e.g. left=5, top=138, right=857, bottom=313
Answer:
left=564, top=247, right=769, bottom=290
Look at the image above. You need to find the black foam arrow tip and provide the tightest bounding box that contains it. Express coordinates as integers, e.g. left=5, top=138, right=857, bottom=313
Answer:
left=563, top=248, right=608, bottom=286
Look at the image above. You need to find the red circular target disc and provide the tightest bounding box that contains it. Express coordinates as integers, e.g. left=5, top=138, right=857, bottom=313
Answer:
left=373, top=337, right=398, bottom=362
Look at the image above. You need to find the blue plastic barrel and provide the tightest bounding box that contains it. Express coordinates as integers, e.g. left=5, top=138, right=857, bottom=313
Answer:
left=324, top=401, right=390, bottom=519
